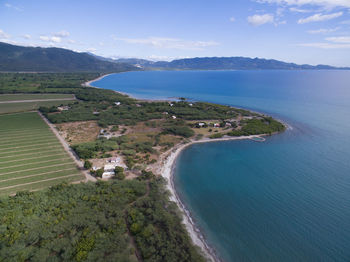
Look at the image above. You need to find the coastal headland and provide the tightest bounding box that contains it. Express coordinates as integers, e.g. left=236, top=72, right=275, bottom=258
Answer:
left=0, top=72, right=286, bottom=261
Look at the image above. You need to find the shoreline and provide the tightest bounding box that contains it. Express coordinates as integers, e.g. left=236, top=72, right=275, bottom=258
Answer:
left=160, top=135, right=269, bottom=262
left=82, top=73, right=285, bottom=262
left=82, top=73, right=114, bottom=87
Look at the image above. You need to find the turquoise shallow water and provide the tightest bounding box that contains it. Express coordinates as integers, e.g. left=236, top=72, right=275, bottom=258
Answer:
left=94, top=70, right=350, bottom=261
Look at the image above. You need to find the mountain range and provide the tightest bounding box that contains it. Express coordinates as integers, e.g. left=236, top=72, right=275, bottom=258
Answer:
left=0, top=42, right=137, bottom=72
left=114, top=57, right=348, bottom=70
left=0, top=42, right=349, bottom=72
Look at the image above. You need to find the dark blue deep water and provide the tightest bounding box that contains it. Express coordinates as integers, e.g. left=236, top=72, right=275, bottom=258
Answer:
left=94, top=70, right=350, bottom=261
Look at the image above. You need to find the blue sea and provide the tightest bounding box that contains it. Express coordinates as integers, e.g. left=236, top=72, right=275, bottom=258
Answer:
left=93, top=70, right=350, bottom=262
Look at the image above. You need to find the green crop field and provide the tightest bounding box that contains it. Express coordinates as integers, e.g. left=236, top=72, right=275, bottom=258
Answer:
left=0, top=93, right=75, bottom=101
left=0, top=93, right=76, bottom=114
left=0, top=112, right=84, bottom=196
left=0, top=100, right=75, bottom=114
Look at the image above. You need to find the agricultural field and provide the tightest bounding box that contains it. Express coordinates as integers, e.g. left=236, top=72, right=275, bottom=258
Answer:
left=0, top=93, right=76, bottom=114
left=0, top=112, right=84, bottom=196
left=0, top=93, right=75, bottom=101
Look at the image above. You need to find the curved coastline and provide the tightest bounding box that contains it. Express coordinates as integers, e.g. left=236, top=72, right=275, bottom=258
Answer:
left=160, top=135, right=270, bottom=262
left=83, top=73, right=286, bottom=262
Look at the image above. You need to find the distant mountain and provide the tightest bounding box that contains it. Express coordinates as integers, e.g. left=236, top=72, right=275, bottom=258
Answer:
left=0, top=42, right=138, bottom=72
left=1, top=42, right=347, bottom=72
left=110, top=56, right=348, bottom=70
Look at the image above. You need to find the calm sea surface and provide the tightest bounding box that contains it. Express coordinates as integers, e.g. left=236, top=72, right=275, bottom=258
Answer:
left=93, top=70, right=350, bottom=262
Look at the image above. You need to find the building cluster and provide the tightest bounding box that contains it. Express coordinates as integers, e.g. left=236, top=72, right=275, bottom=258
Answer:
left=92, top=157, right=125, bottom=179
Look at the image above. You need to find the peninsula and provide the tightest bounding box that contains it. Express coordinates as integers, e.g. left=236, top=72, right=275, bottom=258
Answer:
left=0, top=72, right=285, bottom=261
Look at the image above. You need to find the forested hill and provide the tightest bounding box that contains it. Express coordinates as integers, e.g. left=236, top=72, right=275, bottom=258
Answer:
left=115, top=57, right=348, bottom=70
left=0, top=42, right=138, bottom=72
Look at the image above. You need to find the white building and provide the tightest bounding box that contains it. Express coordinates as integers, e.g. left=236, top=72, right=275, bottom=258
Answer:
left=102, top=171, right=115, bottom=179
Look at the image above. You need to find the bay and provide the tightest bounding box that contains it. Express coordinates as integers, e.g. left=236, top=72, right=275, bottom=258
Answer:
left=93, top=70, right=350, bottom=261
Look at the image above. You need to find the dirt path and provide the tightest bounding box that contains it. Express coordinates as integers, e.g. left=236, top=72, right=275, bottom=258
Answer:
left=0, top=98, right=75, bottom=104
left=38, top=111, right=97, bottom=182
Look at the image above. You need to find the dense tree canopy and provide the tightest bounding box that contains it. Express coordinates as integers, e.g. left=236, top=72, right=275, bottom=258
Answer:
left=0, top=179, right=205, bottom=262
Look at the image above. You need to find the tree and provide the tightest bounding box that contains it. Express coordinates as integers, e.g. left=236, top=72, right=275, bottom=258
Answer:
left=95, top=168, right=104, bottom=178
left=114, top=166, right=125, bottom=180
left=84, top=160, right=92, bottom=169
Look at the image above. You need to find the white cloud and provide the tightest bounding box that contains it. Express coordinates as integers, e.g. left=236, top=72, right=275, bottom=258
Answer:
left=299, top=35, right=350, bottom=49
left=340, top=20, right=350, bottom=24
left=257, top=0, right=350, bottom=9
left=326, top=36, right=350, bottom=43
left=229, top=17, right=236, bottom=22
left=40, top=35, right=61, bottom=43
left=247, top=14, right=274, bottom=26
left=86, top=48, right=97, bottom=53
left=298, top=12, right=343, bottom=24
left=299, top=42, right=350, bottom=48
left=308, top=27, right=339, bottom=33
left=68, top=39, right=76, bottom=44
left=0, top=29, right=10, bottom=39
left=22, top=34, right=31, bottom=39
left=289, top=7, right=316, bottom=12
left=4, top=3, right=23, bottom=11
left=54, top=30, right=70, bottom=37
left=116, top=37, right=219, bottom=50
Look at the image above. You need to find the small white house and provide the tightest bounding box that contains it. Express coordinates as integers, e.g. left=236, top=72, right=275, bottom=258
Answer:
left=198, top=122, right=205, bottom=127
left=169, top=103, right=174, bottom=107
left=172, top=115, right=177, bottom=119
left=102, top=171, right=115, bottom=179
left=225, top=122, right=232, bottom=127
left=213, top=123, right=220, bottom=128
left=57, top=106, right=69, bottom=111
left=104, top=164, right=115, bottom=171
left=189, top=103, right=193, bottom=107
left=109, top=157, right=119, bottom=163
left=114, top=102, right=121, bottom=106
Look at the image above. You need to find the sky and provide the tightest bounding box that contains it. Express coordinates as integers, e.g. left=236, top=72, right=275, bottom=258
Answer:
left=1, top=0, right=350, bottom=66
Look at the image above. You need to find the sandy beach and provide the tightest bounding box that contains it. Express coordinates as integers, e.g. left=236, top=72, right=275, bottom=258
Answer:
left=82, top=73, right=114, bottom=87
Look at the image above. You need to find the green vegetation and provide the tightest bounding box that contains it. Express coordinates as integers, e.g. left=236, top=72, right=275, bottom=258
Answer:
left=114, top=166, right=125, bottom=180
left=227, top=117, right=285, bottom=136
left=0, top=93, right=75, bottom=101
left=0, top=100, right=75, bottom=114
left=0, top=179, right=205, bottom=261
left=0, top=112, right=83, bottom=195
left=209, top=133, right=224, bottom=139
left=0, top=73, right=99, bottom=93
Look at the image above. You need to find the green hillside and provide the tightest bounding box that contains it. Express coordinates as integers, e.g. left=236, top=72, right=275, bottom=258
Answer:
left=0, top=42, right=138, bottom=72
